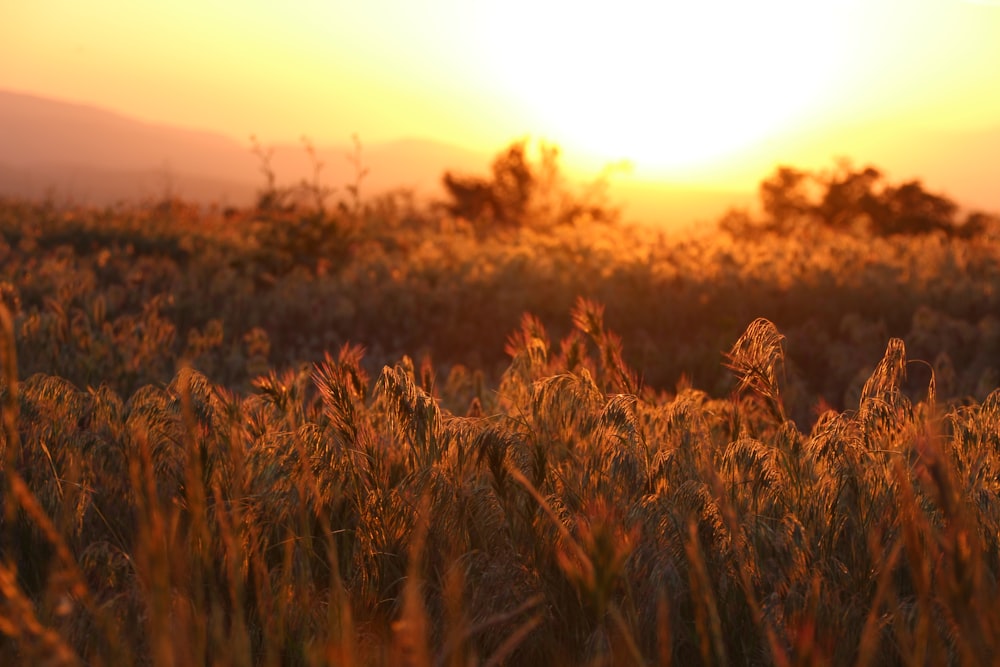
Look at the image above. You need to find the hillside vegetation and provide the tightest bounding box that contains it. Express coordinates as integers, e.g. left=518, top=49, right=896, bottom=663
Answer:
left=2, top=145, right=1000, bottom=665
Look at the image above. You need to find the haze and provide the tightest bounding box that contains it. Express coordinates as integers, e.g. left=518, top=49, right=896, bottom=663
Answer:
left=3, top=0, right=1000, bottom=221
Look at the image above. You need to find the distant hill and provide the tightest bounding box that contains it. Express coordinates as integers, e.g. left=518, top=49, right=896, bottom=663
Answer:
left=0, top=90, right=758, bottom=225
left=0, top=162, right=257, bottom=208
left=0, top=90, right=768, bottom=225
left=8, top=89, right=991, bottom=225
left=0, top=89, right=490, bottom=208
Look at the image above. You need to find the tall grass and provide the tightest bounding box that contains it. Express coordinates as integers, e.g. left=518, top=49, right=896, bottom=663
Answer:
left=2, top=298, right=1000, bottom=665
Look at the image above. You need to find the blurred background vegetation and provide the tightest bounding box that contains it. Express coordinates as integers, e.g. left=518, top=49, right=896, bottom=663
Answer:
left=2, top=140, right=997, bottom=426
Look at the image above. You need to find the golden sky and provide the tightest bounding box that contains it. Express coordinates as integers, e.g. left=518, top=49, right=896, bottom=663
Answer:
left=4, top=0, right=1000, bottom=190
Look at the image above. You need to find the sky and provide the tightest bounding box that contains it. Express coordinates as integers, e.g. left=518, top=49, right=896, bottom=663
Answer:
left=4, top=0, right=1000, bottom=193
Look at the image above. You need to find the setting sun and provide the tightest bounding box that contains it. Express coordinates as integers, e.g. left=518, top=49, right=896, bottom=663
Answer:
left=475, top=1, right=848, bottom=176
left=3, top=0, right=1000, bottom=211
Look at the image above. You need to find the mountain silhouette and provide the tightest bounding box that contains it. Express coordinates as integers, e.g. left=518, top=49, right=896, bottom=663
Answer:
left=3, top=89, right=995, bottom=221
left=0, top=89, right=489, bottom=207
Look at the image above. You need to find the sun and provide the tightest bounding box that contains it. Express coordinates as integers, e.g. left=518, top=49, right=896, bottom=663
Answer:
left=476, top=1, right=848, bottom=179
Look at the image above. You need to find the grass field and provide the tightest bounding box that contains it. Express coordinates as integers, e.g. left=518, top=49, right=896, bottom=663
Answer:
left=2, top=157, right=1000, bottom=664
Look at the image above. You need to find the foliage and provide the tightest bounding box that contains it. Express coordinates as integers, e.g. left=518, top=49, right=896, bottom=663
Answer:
left=441, top=140, right=620, bottom=231
left=3, top=181, right=1000, bottom=418
left=722, top=160, right=999, bottom=238
left=2, top=302, right=1000, bottom=664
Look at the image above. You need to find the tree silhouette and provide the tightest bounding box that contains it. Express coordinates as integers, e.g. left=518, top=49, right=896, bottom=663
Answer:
left=441, top=139, right=619, bottom=231
left=815, top=162, right=883, bottom=232
left=759, top=166, right=816, bottom=232
left=726, top=161, right=984, bottom=238
left=442, top=140, right=534, bottom=228
left=868, top=179, right=958, bottom=236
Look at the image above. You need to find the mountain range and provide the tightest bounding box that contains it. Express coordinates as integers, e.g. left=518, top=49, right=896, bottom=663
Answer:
left=0, top=89, right=763, bottom=225
left=0, top=89, right=491, bottom=208
left=1, top=89, right=997, bottom=226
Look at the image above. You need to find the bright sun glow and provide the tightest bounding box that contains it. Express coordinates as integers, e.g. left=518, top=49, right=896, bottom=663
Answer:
left=4, top=0, right=1000, bottom=208
left=477, top=1, right=848, bottom=177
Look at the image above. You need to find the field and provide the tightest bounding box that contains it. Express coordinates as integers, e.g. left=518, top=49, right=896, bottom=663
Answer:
left=2, top=154, right=1000, bottom=665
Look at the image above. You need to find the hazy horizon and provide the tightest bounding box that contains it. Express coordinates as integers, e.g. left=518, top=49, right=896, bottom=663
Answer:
left=5, top=0, right=1000, bottom=216
left=2, top=87, right=999, bottom=229
left=0, top=88, right=768, bottom=226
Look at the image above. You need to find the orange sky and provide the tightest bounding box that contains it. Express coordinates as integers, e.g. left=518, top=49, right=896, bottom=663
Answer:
left=4, top=0, right=1000, bottom=196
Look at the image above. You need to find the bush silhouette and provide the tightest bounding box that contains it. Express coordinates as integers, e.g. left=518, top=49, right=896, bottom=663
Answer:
left=442, top=139, right=619, bottom=230
left=727, top=160, right=994, bottom=238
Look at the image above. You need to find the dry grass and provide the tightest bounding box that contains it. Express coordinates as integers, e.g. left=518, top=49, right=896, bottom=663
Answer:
left=2, top=298, right=1000, bottom=665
